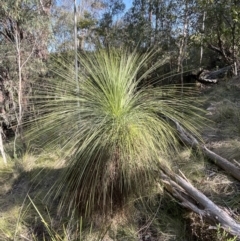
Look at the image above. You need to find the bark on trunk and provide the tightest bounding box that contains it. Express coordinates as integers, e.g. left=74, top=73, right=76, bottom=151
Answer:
left=200, top=11, right=206, bottom=66
left=0, top=126, right=7, bottom=164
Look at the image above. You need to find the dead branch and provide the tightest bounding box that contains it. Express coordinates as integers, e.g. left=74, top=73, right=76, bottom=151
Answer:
left=198, top=66, right=232, bottom=84
left=160, top=168, right=240, bottom=237
left=176, top=122, right=240, bottom=182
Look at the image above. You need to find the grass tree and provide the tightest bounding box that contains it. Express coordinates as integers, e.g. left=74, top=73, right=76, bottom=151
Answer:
left=29, top=48, right=204, bottom=217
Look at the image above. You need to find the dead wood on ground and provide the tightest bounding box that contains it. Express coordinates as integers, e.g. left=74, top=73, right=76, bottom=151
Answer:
left=176, top=122, right=240, bottom=182
left=160, top=167, right=240, bottom=238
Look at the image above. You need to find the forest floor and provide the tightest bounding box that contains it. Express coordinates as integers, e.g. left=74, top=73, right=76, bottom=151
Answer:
left=0, top=77, right=240, bottom=241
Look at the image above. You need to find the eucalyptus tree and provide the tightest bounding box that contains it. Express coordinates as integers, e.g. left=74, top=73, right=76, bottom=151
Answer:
left=196, top=0, right=240, bottom=71
left=51, top=5, right=75, bottom=52
left=96, top=0, right=125, bottom=48
left=51, top=0, right=104, bottom=52
left=174, top=0, right=198, bottom=86
left=0, top=0, right=51, bottom=157
left=122, top=0, right=180, bottom=70
left=155, top=0, right=177, bottom=48
left=123, top=0, right=153, bottom=50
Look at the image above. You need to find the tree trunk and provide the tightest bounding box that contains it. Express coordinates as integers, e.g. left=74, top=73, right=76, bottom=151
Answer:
left=177, top=1, right=189, bottom=94
left=0, top=126, right=7, bottom=164
left=200, top=11, right=206, bottom=65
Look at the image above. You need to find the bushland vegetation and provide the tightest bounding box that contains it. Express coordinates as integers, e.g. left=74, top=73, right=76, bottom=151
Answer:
left=0, top=0, right=240, bottom=240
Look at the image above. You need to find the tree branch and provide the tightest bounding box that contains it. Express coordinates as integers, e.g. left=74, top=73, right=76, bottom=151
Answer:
left=160, top=168, right=240, bottom=237
left=175, top=122, right=240, bottom=182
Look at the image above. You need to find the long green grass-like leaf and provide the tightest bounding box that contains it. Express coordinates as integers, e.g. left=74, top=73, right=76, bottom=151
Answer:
left=28, top=48, right=205, bottom=217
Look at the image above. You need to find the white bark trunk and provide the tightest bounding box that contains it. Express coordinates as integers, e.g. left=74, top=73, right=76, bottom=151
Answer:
left=0, top=127, right=7, bottom=164
left=200, top=11, right=206, bottom=65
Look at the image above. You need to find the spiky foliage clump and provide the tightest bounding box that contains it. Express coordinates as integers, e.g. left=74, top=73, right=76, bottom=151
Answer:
left=28, top=49, right=204, bottom=217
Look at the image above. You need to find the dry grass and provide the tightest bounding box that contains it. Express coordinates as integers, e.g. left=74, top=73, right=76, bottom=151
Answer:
left=0, top=149, right=66, bottom=240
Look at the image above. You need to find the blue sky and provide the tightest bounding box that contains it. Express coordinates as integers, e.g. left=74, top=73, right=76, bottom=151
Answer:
left=56, top=0, right=133, bottom=14
left=58, top=0, right=132, bottom=9
left=124, top=0, right=132, bottom=11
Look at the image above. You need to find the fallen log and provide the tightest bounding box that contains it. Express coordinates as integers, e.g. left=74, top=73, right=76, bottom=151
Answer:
left=198, top=66, right=232, bottom=84
left=160, top=121, right=240, bottom=237
left=183, top=66, right=233, bottom=85
left=176, top=122, right=240, bottom=182
left=160, top=168, right=240, bottom=238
